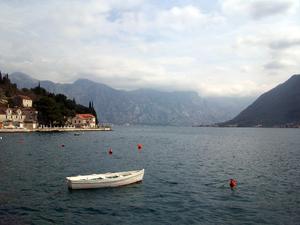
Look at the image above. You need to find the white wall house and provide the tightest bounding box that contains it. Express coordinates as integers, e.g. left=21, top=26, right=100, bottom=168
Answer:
left=22, top=98, right=32, bottom=107
left=14, top=95, right=33, bottom=108
left=0, top=108, right=25, bottom=128
left=71, top=114, right=96, bottom=128
left=0, top=107, right=37, bottom=129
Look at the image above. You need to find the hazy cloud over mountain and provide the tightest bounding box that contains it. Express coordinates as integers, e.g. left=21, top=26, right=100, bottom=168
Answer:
left=0, top=0, right=300, bottom=96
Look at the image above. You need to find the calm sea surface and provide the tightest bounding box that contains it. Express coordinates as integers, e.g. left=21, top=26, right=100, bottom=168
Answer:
left=0, top=126, right=300, bottom=225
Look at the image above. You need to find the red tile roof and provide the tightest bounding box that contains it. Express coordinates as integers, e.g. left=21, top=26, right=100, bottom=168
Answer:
left=76, top=114, right=95, bottom=119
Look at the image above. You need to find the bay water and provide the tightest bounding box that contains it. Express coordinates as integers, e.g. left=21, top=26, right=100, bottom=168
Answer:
left=0, top=127, right=300, bottom=224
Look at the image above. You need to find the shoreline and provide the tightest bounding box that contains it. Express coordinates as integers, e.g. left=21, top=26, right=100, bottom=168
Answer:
left=0, top=127, right=112, bottom=133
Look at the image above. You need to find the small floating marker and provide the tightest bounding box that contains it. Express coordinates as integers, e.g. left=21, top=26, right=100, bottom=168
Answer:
left=0, top=137, right=2, bottom=140
left=61, top=144, right=65, bottom=148
left=229, top=179, right=237, bottom=189
left=137, top=144, right=143, bottom=151
left=108, top=148, right=113, bottom=155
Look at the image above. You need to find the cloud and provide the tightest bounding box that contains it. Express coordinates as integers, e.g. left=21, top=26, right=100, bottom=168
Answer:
left=264, top=60, right=291, bottom=70
left=234, top=24, right=300, bottom=74
left=106, top=4, right=224, bottom=40
left=269, top=38, right=300, bottom=50
left=1, top=0, right=300, bottom=97
left=249, top=0, right=295, bottom=19
left=156, top=5, right=223, bottom=31
left=236, top=29, right=300, bottom=51
left=221, top=0, right=297, bottom=19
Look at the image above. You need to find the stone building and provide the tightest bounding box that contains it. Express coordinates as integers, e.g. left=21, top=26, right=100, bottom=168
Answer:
left=0, top=107, right=38, bottom=129
left=71, top=114, right=96, bottom=128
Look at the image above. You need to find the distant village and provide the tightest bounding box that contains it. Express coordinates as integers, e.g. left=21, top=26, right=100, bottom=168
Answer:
left=0, top=72, right=111, bottom=132
left=0, top=95, right=102, bottom=131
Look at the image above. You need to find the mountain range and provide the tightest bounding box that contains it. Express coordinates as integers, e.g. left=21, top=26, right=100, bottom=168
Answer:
left=224, top=74, right=300, bottom=127
left=10, top=72, right=253, bottom=126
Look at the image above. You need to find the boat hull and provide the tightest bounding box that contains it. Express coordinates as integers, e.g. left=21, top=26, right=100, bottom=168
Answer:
left=66, top=169, right=144, bottom=190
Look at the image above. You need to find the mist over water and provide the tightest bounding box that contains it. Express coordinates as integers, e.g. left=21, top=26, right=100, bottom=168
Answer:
left=1, top=127, right=300, bottom=224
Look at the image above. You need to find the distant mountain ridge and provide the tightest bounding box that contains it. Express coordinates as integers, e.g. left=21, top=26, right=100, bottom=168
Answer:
left=10, top=72, right=252, bottom=126
left=223, top=74, right=300, bottom=127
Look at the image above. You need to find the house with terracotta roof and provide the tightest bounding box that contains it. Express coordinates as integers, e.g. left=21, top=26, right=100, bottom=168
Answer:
left=71, top=114, right=96, bottom=128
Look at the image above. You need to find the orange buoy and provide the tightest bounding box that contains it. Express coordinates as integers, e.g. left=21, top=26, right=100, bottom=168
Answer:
left=137, top=144, right=143, bottom=151
left=229, top=179, right=237, bottom=189
left=108, top=148, right=113, bottom=155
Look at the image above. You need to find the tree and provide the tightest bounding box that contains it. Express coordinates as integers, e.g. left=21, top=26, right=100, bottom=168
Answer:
left=32, top=85, right=47, bottom=96
left=35, top=97, right=65, bottom=126
left=89, top=101, right=98, bottom=124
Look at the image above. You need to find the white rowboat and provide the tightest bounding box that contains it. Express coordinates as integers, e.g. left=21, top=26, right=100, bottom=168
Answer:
left=66, top=169, right=144, bottom=189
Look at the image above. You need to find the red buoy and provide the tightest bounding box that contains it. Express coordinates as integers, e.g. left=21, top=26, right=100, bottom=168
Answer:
left=137, top=144, right=143, bottom=151
left=229, top=179, right=237, bottom=189
left=108, top=148, right=113, bottom=155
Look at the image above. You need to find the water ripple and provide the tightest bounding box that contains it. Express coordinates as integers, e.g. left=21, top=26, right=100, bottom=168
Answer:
left=0, top=127, right=300, bottom=224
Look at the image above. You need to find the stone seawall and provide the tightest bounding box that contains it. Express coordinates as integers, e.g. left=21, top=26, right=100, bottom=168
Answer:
left=0, top=127, right=112, bottom=133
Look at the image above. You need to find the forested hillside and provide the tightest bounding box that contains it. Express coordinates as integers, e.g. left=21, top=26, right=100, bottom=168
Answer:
left=0, top=71, right=97, bottom=126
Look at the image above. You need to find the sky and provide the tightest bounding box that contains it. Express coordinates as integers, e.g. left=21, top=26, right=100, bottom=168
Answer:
left=0, top=0, right=300, bottom=97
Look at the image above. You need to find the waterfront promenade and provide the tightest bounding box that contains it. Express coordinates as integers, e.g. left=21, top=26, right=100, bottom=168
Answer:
left=0, top=126, right=112, bottom=133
